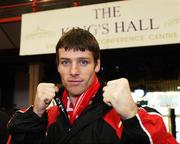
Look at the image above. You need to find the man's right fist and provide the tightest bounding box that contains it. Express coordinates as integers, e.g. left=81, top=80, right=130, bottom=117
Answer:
left=33, top=83, right=59, bottom=117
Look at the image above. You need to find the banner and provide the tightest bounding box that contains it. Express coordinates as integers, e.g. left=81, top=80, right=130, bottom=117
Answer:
left=20, top=0, right=180, bottom=55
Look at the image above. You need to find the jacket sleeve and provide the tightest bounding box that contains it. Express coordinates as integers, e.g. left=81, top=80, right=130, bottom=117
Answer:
left=7, top=106, right=47, bottom=144
left=121, top=106, right=178, bottom=144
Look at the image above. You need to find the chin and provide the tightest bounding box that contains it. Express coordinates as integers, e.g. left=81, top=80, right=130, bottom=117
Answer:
left=67, top=85, right=88, bottom=95
left=68, top=89, right=84, bottom=96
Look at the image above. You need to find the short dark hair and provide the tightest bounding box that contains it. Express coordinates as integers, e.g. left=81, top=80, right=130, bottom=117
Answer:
left=56, top=28, right=100, bottom=64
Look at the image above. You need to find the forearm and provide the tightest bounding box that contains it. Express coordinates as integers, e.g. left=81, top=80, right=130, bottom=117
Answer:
left=8, top=106, right=47, bottom=143
left=121, top=107, right=178, bottom=144
left=121, top=113, right=150, bottom=143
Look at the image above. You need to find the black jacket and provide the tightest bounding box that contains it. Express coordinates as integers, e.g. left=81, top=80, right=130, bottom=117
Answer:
left=7, top=85, right=177, bottom=144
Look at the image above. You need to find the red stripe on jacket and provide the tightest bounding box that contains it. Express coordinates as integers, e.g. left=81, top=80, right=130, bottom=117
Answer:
left=137, top=108, right=178, bottom=144
left=47, top=106, right=60, bottom=128
left=103, top=109, right=123, bottom=139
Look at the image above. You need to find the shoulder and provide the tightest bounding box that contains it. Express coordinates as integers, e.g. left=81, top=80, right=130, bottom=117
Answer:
left=137, top=106, right=162, bottom=119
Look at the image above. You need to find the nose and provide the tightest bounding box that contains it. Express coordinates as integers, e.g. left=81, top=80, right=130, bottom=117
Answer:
left=70, top=62, right=79, bottom=76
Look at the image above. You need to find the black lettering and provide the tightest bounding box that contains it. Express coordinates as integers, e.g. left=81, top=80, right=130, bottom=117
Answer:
left=115, top=21, right=125, bottom=32
left=93, top=6, right=121, bottom=19
left=150, top=18, right=159, bottom=30
left=127, top=21, right=137, bottom=32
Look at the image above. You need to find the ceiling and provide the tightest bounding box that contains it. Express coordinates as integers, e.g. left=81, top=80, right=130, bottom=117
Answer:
left=0, top=21, right=20, bottom=50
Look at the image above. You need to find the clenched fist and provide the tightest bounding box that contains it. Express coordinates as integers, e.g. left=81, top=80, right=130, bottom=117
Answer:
left=33, top=83, right=59, bottom=117
left=103, top=78, right=138, bottom=120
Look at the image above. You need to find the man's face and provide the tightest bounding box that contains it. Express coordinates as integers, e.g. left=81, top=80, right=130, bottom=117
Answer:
left=57, top=48, right=100, bottom=97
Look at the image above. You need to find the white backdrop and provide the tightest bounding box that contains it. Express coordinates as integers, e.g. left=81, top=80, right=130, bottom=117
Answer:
left=20, top=0, right=180, bottom=55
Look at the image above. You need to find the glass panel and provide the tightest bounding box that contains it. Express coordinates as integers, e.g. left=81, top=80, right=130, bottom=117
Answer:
left=176, top=117, right=180, bottom=131
left=162, top=116, right=170, bottom=131
left=175, top=108, right=180, bottom=115
left=156, top=107, right=169, bottom=115
left=175, top=108, right=180, bottom=142
left=176, top=132, right=180, bottom=143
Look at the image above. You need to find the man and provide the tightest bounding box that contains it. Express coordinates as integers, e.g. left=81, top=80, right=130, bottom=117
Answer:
left=8, top=28, right=177, bottom=144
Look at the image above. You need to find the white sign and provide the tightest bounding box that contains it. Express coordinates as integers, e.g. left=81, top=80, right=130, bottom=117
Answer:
left=20, top=0, right=180, bottom=55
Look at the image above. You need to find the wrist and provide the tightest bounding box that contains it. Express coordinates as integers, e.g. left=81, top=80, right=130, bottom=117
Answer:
left=33, top=106, right=45, bottom=117
left=121, top=106, right=139, bottom=120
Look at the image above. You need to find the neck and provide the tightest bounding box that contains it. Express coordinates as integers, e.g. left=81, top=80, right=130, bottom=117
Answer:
left=69, top=95, right=78, bottom=106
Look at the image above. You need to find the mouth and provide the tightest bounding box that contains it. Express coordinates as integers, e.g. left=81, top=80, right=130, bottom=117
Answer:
left=68, top=80, right=83, bottom=86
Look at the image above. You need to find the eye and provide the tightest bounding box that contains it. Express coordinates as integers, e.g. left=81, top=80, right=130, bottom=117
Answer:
left=60, top=60, right=70, bottom=66
left=80, top=59, right=88, bottom=66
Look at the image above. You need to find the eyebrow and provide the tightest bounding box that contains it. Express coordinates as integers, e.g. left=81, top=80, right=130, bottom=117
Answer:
left=59, top=57, right=90, bottom=60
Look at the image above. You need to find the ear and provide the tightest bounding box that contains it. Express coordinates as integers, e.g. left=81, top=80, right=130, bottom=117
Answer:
left=95, top=59, right=100, bottom=73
